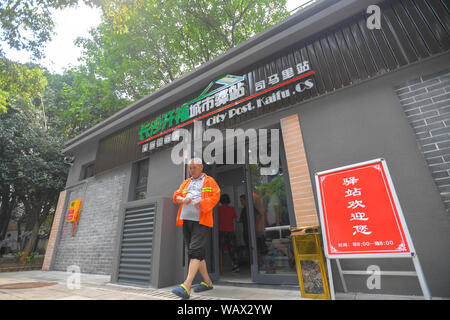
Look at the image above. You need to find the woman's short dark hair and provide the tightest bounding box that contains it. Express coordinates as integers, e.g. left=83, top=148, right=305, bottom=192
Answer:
left=220, top=194, right=230, bottom=205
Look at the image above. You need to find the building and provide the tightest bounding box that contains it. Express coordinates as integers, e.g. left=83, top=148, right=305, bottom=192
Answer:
left=42, top=0, right=450, bottom=298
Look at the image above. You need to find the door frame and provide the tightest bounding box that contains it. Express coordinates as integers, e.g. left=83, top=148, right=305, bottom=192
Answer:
left=202, top=163, right=221, bottom=282
left=211, top=163, right=249, bottom=282
left=244, top=130, right=299, bottom=285
left=190, top=124, right=299, bottom=285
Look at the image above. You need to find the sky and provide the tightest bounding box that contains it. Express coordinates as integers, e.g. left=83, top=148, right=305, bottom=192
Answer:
left=3, top=0, right=312, bottom=74
left=3, top=2, right=102, bottom=74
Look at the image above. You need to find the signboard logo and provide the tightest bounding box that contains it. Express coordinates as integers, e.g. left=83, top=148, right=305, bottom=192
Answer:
left=316, top=159, right=412, bottom=257
left=138, top=74, right=245, bottom=145
left=138, top=60, right=315, bottom=153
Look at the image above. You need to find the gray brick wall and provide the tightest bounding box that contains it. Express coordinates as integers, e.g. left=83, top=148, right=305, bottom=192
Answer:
left=52, top=167, right=128, bottom=275
left=395, top=68, right=450, bottom=214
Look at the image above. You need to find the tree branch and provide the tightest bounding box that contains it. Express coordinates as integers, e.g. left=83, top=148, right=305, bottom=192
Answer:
left=183, top=5, right=231, bottom=48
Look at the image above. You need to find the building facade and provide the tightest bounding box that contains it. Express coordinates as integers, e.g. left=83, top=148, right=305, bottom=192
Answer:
left=43, top=0, right=450, bottom=298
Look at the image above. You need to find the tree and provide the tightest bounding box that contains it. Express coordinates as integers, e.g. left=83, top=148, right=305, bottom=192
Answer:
left=0, top=106, right=68, bottom=262
left=0, top=57, right=69, bottom=241
left=43, top=67, right=130, bottom=139
left=16, top=119, right=67, bottom=263
left=75, top=0, right=290, bottom=102
left=0, top=108, right=22, bottom=239
left=0, top=0, right=100, bottom=59
left=0, top=0, right=293, bottom=261
left=0, top=58, right=43, bottom=240
left=0, top=57, right=48, bottom=113
left=0, top=57, right=69, bottom=261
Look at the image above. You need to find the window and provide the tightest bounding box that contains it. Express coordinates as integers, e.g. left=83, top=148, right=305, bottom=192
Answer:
left=80, top=162, right=95, bottom=180
left=134, top=158, right=149, bottom=200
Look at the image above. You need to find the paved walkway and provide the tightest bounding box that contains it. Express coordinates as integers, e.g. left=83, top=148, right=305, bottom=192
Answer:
left=0, top=271, right=440, bottom=300
left=0, top=271, right=303, bottom=300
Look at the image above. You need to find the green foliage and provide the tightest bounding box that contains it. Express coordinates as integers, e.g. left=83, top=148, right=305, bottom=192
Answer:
left=0, top=57, right=48, bottom=113
left=250, top=164, right=290, bottom=225
left=0, top=0, right=100, bottom=59
left=1, top=109, right=65, bottom=189
left=0, top=105, right=69, bottom=224
left=27, top=0, right=291, bottom=139
left=43, top=67, right=129, bottom=139
left=0, top=1, right=294, bottom=246
left=14, top=251, right=24, bottom=262
left=40, top=213, right=54, bottom=235
left=26, top=252, right=38, bottom=264
left=13, top=251, right=39, bottom=264
left=75, top=0, right=290, bottom=101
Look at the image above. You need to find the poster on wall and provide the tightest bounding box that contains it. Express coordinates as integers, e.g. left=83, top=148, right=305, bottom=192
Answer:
left=314, top=158, right=415, bottom=259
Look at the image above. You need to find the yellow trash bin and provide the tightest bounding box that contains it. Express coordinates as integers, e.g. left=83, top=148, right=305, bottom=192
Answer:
left=291, top=226, right=331, bottom=299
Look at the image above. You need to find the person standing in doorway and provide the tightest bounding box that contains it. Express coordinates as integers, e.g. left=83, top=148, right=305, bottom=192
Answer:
left=218, top=194, right=239, bottom=273
left=172, top=158, right=221, bottom=299
left=239, top=194, right=268, bottom=269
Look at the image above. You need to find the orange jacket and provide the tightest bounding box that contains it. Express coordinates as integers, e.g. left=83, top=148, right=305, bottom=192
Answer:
left=173, top=174, right=221, bottom=228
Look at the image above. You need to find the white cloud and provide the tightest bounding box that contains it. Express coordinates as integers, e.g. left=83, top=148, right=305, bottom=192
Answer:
left=3, top=3, right=102, bottom=74
left=286, top=0, right=316, bottom=13
left=43, top=3, right=102, bottom=74
left=4, top=1, right=314, bottom=73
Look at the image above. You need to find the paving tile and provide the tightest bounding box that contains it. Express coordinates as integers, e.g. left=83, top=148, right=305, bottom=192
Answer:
left=99, top=294, right=138, bottom=300
left=0, top=278, right=32, bottom=285
left=0, top=292, right=25, bottom=300
left=70, top=289, right=115, bottom=298
left=4, top=292, right=57, bottom=300
left=0, top=271, right=319, bottom=300
left=124, top=295, right=158, bottom=300
left=55, top=295, right=94, bottom=300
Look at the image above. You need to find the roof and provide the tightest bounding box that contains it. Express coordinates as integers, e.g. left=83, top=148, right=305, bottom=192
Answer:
left=63, top=0, right=383, bottom=153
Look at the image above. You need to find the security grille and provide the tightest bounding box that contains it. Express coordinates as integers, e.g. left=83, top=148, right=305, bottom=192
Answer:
left=117, top=204, right=155, bottom=286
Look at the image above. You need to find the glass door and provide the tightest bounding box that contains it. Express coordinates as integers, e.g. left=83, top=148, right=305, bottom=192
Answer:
left=194, top=124, right=298, bottom=285
left=214, top=164, right=252, bottom=283
left=244, top=127, right=298, bottom=284
left=202, top=163, right=220, bottom=282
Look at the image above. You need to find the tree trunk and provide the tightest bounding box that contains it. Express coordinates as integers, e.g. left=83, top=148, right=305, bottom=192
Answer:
left=19, top=216, right=40, bottom=264
left=0, top=210, right=11, bottom=240
left=0, top=186, right=12, bottom=239
left=17, top=220, right=22, bottom=251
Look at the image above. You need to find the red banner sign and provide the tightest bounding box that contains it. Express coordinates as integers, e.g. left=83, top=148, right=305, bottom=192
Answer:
left=315, top=159, right=412, bottom=258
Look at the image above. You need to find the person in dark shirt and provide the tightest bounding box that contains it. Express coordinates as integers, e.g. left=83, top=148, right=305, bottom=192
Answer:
left=0, top=233, right=11, bottom=257
left=218, top=194, right=239, bottom=273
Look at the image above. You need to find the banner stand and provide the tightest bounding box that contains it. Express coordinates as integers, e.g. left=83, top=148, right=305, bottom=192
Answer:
left=325, top=253, right=431, bottom=300
left=315, top=158, right=432, bottom=300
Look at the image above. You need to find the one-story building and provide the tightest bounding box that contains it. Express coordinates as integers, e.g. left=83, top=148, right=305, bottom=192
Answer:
left=43, top=0, right=450, bottom=298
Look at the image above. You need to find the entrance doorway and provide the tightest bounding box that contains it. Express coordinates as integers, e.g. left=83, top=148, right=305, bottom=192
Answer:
left=214, top=164, right=252, bottom=283
left=198, top=125, right=298, bottom=286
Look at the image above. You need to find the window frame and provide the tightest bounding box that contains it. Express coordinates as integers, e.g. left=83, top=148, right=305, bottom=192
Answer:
left=79, top=161, right=95, bottom=181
